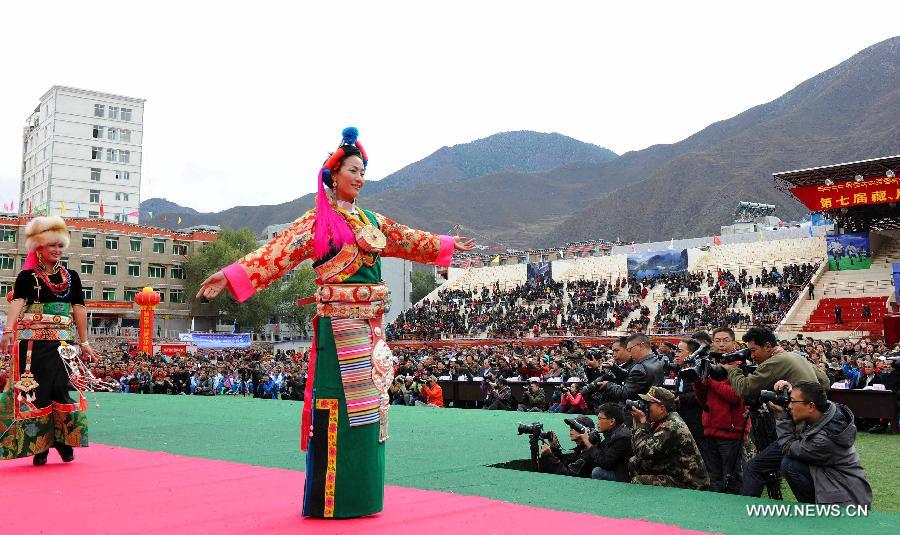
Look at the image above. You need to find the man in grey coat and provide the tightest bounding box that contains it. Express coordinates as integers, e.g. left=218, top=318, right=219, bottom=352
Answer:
left=771, top=380, right=872, bottom=507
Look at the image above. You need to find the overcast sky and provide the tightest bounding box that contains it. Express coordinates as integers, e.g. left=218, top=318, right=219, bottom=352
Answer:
left=1, top=1, right=897, bottom=213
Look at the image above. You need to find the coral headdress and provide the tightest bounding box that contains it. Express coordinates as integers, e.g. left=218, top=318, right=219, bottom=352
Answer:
left=23, top=215, right=71, bottom=269
left=313, top=127, right=369, bottom=259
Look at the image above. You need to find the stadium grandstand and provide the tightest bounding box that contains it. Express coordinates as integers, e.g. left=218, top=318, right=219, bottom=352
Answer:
left=392, top=155, right=900, bottom=347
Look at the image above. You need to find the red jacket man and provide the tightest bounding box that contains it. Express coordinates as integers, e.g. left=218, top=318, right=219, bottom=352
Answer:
left=694, top=376, right=749, bottom=493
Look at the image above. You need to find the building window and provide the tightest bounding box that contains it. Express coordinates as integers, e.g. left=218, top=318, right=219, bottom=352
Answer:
left=0, top=282, right=12, bottom=297
left=108, top=106, right=119, bottom=120
left=107, top=127, right=118, bottom=141
left=91, top=168, right=101, bottom=181
left=130, top=238, right=142, bottom=252
left=104, top=261, right=118, bottom=276
left=172, top=242, right=188, bottom=256
left=94, top=104, right=105, bottom=117
left=0, top=256, right=14, bottom=270
left=169, top=289, right=185, bottom=304
left=0, top=228, right=16, bottom=242
left=120, top=129, right=131, bottom=142
left=92, top=125, right=104, bottom=139
left=116, top=170, right=130, bottom=180
left=115, top=193, right=121, bottom=201
left=103, top=288, right=116, bottom=301
left=88, top=211, right=99, bottom=218
left=82, top=287, right=93, bottom=300
left=61, top=257, right=69, bottom=269
left=89, top=190, right=100, bottom=203
left=106, top=148, right=117, bottom=162
left=171, top=266, right=185, bottom=279
left=121, top=108, right=132, bottom=121
left=148, top=264, right=166, bottom=278
left=128, top=261, right=140, bottom=276
left=106, top=237, right=118, bottom=250
left=123, top=287, right=139, bottom=301
left=153, top=239, right=166, bottom=254
left=120, top=150, right=130, bottom=164
left=92, top=147, right=102, bottom=160
left=80, top=260, right=94, bottom=274
left=158, top=291, right=165, bottom=303
left=82, top=234, right=96, bottom=248
left=122, top=193, right=129, bottom=201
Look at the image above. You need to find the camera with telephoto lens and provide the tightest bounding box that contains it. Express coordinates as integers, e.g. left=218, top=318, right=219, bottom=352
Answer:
left=676, top=344, right=711, bottom=381
left=625, top=399, right=649, bottom=413
left=707, top=348, right=756, bottom=381
left=517, top=422, right=554, bottom=441
left=758, top=386, right=791, bottom=409
left=564, top=418, right=602, bottom=444
left=580, top=364, right=623, bottom=397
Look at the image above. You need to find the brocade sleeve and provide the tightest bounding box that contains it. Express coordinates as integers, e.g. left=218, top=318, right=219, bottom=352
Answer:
left=374, top=213, right=455, bottom=266
left=221, top=211, right=315, bottom=302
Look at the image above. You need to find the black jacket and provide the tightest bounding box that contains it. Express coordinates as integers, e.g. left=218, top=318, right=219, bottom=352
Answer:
left=604, top=354, right=665, bottom=401
left=674, top=374, right=705, bottom=445
left=540, top=443, right=593, bottom=477
left=585, top=425, right=633, bottom=482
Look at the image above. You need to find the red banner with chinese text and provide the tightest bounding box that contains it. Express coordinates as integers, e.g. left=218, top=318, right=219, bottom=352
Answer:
left=789, top=176, right=900, bottom=211
left=157, top=343, right=189, bottom=356
left=138, top=308, right=154, bottom=354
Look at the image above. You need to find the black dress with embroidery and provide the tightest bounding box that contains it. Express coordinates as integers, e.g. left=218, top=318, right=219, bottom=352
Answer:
left=0, top=268, right=88, bottom=460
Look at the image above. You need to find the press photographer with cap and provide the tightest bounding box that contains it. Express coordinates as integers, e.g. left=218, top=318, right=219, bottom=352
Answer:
left=628, top=386, right=709, bottom=490
left=538, top=414, right=598, bottom=477
left=769, top=380, right=872, bottom=507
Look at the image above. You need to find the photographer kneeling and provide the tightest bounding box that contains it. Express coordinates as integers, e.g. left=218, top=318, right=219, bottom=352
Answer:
left=770, top=381, right=872, bottom=507
left=628, top=387, right=709, bottom=490
left=588, top=403, right=633, bottom=482
left=539, top=415, right=597, bottom=477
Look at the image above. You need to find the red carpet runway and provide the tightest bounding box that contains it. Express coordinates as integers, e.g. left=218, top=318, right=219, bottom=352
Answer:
left=2, top=444, right=712, bottom=534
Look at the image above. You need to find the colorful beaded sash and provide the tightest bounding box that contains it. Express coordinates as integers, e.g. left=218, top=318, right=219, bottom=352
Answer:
left=16, top=303, right=74, bottom=341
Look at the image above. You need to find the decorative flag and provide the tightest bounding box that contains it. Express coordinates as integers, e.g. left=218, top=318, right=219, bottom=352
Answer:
left=77, top=203, right=82, bottom=216
left=128, top=210, right=139, bottom=217
left=713, top=235, right=721, bottom=246
left=28, top=201, right=33, bottom=214
left=758, top=229, right=764, bottom=242
left=99, top=200, right=105, bottom=217
left=807, top=225, right=814, bottom=237
left=44, top=201, right=49, bottom=215
left=490, top=255, right=500, bottom=266
left=164, top=215, right=168, bottom=223
left=61, top=202, right=66, bottom=215
left=630, top=242, right=636, bottom=253
left=148, top=211, right=153, bottom=220
left=177, top=216, right=182, bottom=224
left=668, top=238, right=674, bottom=250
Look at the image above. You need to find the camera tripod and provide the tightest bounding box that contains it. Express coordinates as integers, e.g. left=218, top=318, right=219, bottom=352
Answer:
left=734, top=402, right=783, bottom=500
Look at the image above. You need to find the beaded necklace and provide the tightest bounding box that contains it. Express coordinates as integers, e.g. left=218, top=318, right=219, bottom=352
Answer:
left=34, top=263, right=72, bottom=300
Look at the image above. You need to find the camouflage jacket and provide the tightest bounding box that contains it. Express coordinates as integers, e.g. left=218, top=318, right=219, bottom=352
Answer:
left=629, top=412, right=709, bottom=490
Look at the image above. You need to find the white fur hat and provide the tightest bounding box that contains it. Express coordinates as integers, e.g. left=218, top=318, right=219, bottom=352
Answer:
left=24, top=216, right=71, bottom=251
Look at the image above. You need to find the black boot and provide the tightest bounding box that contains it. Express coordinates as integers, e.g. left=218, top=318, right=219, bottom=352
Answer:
left=33, top=450, right=49, bottom=466
left=55, top=443, right=75, bottom=462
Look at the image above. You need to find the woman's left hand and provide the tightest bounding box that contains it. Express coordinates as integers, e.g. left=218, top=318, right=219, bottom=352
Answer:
left=453, top=236, right=476, bottom=252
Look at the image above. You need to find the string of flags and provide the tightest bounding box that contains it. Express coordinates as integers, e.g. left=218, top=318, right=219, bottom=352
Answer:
left=2, top=196, right=188, bottom=226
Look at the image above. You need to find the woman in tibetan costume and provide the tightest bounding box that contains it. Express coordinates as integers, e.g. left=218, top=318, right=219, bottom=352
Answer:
left=0, top=216, right=98, bottom=464
left=197, top=128, right=474, bottom=518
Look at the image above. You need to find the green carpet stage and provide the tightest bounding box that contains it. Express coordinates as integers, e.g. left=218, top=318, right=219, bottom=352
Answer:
left=49, top=395, right=900, bottom=533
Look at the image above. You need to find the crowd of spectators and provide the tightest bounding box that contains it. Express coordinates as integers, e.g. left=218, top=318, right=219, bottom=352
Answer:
left=389, top=264, right=820, bottom=341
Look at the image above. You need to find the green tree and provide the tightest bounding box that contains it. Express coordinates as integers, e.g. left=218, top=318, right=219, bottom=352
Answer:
left=411, top=269, right=438, bottom=303
left=185, top=228, right=278, bottom=333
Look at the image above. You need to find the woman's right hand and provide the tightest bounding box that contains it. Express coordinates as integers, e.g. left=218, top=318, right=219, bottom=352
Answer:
left=196, top=271, right=228, bottom=301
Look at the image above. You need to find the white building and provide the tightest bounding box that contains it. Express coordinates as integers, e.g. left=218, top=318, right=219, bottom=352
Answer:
left=20, top=86, right=145, bottom=222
